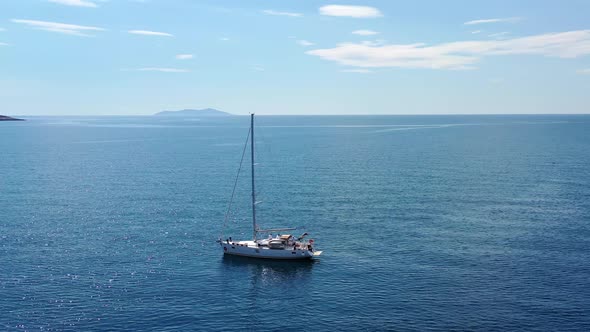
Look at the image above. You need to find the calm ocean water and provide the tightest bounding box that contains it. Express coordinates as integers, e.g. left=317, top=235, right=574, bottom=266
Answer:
left=1, top=115, right=589, bottom=331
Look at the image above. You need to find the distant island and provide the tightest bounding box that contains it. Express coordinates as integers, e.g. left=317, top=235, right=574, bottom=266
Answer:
left=0, top=115, right=25, bottom=121
left=154, top=108, right=232, bottom=117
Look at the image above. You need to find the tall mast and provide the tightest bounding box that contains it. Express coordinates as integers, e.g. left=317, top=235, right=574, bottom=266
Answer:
left=251, top=113, right=257, bottom=240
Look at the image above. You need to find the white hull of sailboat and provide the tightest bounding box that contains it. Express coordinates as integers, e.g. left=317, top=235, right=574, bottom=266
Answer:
left=220, top=242, right=320, bottom=260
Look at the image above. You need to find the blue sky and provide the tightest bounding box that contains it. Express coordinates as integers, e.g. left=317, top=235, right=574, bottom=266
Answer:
left=0, top=0, right=589, bottom=115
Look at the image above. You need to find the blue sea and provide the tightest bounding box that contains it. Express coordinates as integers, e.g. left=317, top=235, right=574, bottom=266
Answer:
left=1, top=115, right=589, bottom=331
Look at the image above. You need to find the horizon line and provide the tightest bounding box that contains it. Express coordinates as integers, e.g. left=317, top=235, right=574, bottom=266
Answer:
left=9, top=113, right=590, bottom=117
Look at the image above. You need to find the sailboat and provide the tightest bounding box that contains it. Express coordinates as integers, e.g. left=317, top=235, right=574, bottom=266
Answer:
left=218, top=114, right=322, bottom=260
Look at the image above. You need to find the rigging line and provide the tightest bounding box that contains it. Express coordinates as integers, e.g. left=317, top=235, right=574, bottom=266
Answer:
left=253, top=124, right=269, bottom=203
left=219, top=127, right=251, bottom=240
left=255, top=122, right=275, bottom=199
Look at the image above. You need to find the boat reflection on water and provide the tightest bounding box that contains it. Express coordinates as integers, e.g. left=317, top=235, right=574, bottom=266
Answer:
left=221, top=255, right=316, bottom=286
left=217, top=256, right=318, bottom=328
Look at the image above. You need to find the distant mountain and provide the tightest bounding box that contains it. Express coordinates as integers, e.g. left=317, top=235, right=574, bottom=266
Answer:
left=0, top=115, right=25, bottom=121
left=154, top=108, right=232, bottom=117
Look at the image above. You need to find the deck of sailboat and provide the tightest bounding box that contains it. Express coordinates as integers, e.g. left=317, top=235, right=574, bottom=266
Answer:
left=229, top=240, right=301, bottom=251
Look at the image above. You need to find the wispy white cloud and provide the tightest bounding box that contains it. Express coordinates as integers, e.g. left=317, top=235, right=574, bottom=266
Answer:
left=341, top=69, right=372, bottom=73
left=488, top=32, right=510, bottom=39
left=11, top=19, right=105, bottom=36
left=297, top=39, right=315, bottom=47
left=319, top=5, right=382, bottom=18
left=578, top=68, right=590, bottom=74
left=128, top=30, right=173, bottom=37
left=352, top=29, right=379, bottom=36
left=359, top=40, right=387, bottom=47
left=48, top=0, right=98, bottom=7
left=471, top=30, right=482, bottom=34
left=124, top=67, right=189, bottom=73
left=0, top=42, right=9, bottom=46
left=220, top=37, right=230, bottom=41
left=0, top=28, right=6, bottom=32
left=262, top=10, right=302, bottom=17
left=307, top=30, right=590, bottom=70
left=464, top=17, right=522, bottom=25
left=176, top=54, right=193, bottom=60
